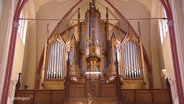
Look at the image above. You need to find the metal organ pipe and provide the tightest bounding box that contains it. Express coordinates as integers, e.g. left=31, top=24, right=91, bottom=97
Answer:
left=55, top=42, right=58, bottom=78
left=60, top=44, right=62, bottom=78
left=58, top=43, right=60, bottom=79
left=46, top=41, right=64, bottom=79
left=52, top=43, right=55, bottom=79
left=133, top=43, right=136, bottom=77
left=135, top=45, right=139, bottom=77
left=134, top=44, right=137, bottom=75
left=122, top=40, right=141, bottom=78
left=131, top=42, right=134, bottom=78
left=51, top=45, right=53, bottom=79
left=53, top=43, right=56, bottom=78
left=125, top=45, right=128, bottom=77
left=47, top=45, right=51, bottom=79
left=123, top=45, right=126, bottom=77
left=127, top=41, right=130, bottom=77
left=60, top=45, right=63, bottom=78
left=56, top=42, right=59, bottom=78
left=123, top=45, right=125, bottom=77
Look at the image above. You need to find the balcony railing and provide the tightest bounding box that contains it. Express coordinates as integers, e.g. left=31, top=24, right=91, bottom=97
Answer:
left=14, top=89, right=172, bottom=104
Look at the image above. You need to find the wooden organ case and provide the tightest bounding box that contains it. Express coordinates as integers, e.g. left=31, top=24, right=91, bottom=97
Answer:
left=41, top=2, right=147, bottom=104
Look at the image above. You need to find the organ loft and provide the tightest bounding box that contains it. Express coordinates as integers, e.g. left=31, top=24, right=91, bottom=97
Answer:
left=38, top=2, right=146, bottom=103
left=13, top=1, right=172, bottom=104
left=41, top=1, right=145, bottom=104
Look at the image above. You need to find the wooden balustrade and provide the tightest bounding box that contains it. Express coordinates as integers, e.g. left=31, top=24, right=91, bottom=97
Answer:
left=122, top=89, right=172, bottom=104
left=14, top=89, right=172, bottom=104
left=14, top=90, right=64, bottom=104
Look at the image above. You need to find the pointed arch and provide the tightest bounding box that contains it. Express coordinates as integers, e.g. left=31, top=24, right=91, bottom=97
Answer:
left=1, top=0, right=28, bottom=104
left=2, top=0, right=184, bottom=104
left=160, top=0, right=184, bottom=103
left=104, top=0, right=154, bottom=88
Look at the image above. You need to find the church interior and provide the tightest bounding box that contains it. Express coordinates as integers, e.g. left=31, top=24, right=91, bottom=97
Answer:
left=0, top=0, right=184, bottom=104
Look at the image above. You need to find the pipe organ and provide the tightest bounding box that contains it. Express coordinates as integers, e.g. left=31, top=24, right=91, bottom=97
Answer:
left=46, top=40, right=65, bottom=79
left=122, top=40, right=142, bottom=78
left=41, top=1, right=146, bottom=91
left=107, top=33, right=121, bottom=81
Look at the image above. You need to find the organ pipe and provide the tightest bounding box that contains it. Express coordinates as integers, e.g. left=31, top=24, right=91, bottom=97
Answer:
left=46, top=41, right=65, bottom=79
left=43, top=3, right=145, bottom=83
left=122, top=40, right=142, bottom=78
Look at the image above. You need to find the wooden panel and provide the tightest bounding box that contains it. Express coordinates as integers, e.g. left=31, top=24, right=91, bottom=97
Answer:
left=14, top=89, right=172, bottom=104
left=122, top=90, right=135, bottom=104
left=152, top=89, right=172, bottom=104
left=34, top=91, right=51, bottom=104
left=14, top=90, right=65, bottom=104
left=52, top=91, right=65, bottom=104
left=101, top=85, right=116, bottom=97
left=14, top=90, right=34, bottom=104
left=135, top=90, right=152, bottom=104
left=69, top=85, right=85, bottom=98
left=121, top=89, right=172, bottom=104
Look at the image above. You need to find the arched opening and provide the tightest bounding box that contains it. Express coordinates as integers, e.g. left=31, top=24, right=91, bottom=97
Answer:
left=1, top=0, right=183, bottom=104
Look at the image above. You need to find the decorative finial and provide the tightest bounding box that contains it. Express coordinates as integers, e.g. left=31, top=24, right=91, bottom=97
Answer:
left=78, top=8, right=80, bottom=23
left=106, top=7, right=109, bottom=22
left=89, top=0, right=95, bottom=8
left=46, top=23, right=49, bottom=37
left=111, top=32, right=116, bottom=40
left=138, top=22, right=142, bottom=37
left=88, top=0, right=95, bottom=3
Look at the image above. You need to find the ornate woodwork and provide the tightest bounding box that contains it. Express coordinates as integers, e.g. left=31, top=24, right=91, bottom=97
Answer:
left=14, top=89, right=172, bottom=104
left=39, top=1, right=150, bottom=103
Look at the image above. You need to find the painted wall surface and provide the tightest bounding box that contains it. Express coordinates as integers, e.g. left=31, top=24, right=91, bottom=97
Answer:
left=168, top=1, right=184, bottom=103
left=110, top=0, right=151, bottom=57
left=8, top=35, right=25, bottom=104
left=0, top=0, right=183, bottom=104
left=162, top=33, right=177, bottom=104
left=150, top=1, right=164, bottom=88
left=0, top=0, right=3, bottom=21
left=107, top=0, right=165, bottom=88
left=12, top=36, right=25, bottom=81
left=26, top=0, right=165, bottom=89
left=21, top=1, right=37, bottom=89
left=170, top=0, right=184, bottom=94
left=35, top=0, right=77, bottom=67
left=21, top=21, right=37, bottom=89
left=0, top=0, right=18, bottom=102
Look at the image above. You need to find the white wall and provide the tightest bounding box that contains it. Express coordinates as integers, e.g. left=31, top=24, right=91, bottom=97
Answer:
left=162, top=33, right=178, bottom=103
left=35, top=0, right=77, bottom=66
left=110, top=0, right=165, bottom=88
left=0, top=0, right=3, bottom=21
left=21, top=0, right=37, bottom=89
left=111, top=0, right=152, bottom=56
left=169, top=0, right=184, bottom=100
left=8, top=35, right=25, bottom=104
left=0, top=0, right=18, bottom=102
left=150, top=0, right=165, bottom=88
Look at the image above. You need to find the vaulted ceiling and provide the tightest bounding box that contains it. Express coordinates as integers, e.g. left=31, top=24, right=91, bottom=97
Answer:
left=26, top=0, right=162, bottom=36
left=23, top=0, right=163, bottom=61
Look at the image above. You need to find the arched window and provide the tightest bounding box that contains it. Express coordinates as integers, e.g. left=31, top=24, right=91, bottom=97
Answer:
left=17, top=11, right=27, bottom=45
left=159, top=9, right=168, bottom=43
left=122, top=40, right=141, bottom=78
left=46, top=41, right=65, bottom=79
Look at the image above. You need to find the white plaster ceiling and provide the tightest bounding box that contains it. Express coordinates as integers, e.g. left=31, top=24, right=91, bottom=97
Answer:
left=25, top=0, right=162, bottom=44
left=31, top=0, right=160, bottom=34
left=23, top=0, right=163, bottom=68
